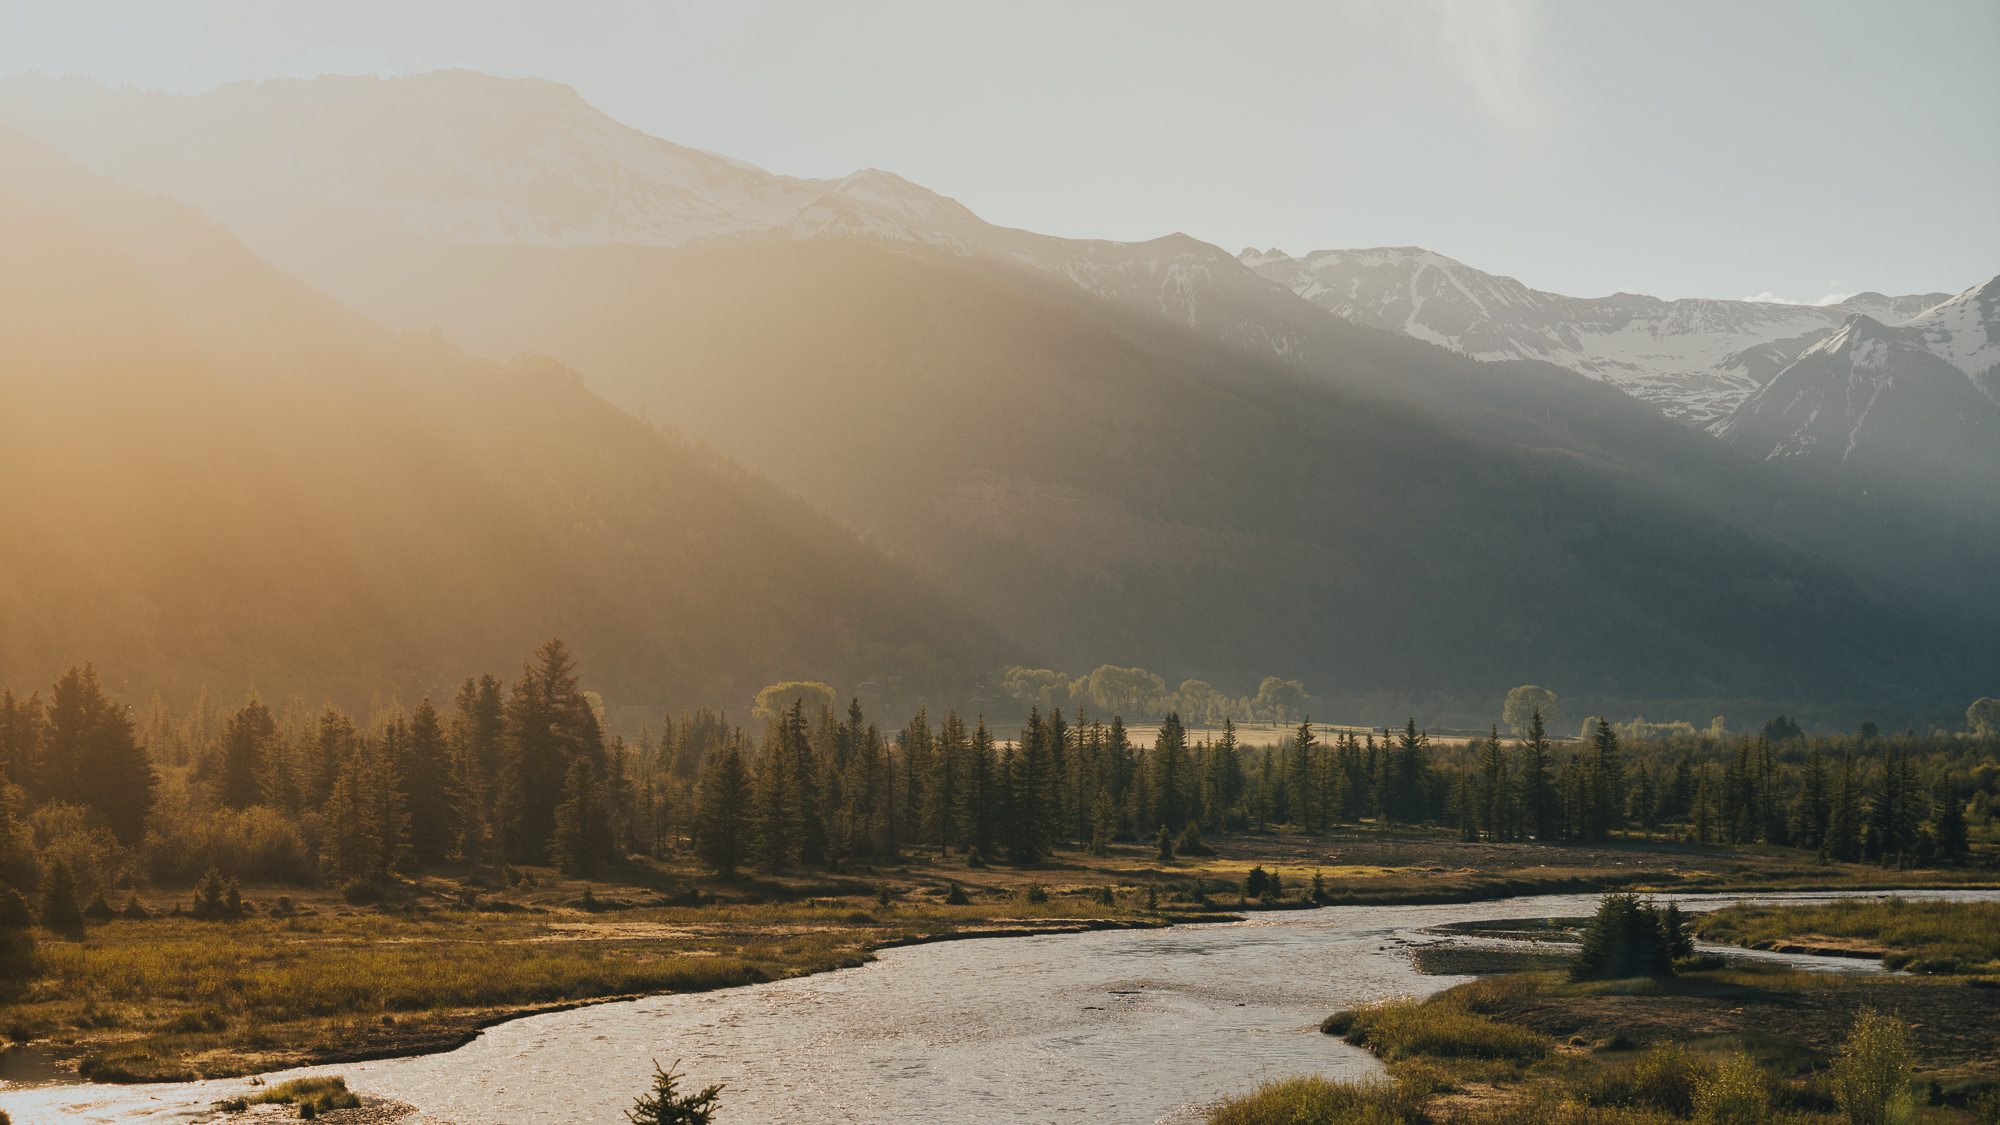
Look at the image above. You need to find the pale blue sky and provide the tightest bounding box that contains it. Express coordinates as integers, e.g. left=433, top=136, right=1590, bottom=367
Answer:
left=4, top=0, right=1995, bottom=302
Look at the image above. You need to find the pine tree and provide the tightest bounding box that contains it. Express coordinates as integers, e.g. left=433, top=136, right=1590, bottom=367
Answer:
left=41, top=665, right=157, bottom=843
left=1453, top=766, right=1477, bottom=840
left=552, top=757, right=611, bottom=876
left=219, top=696, right=276, bottom=810
left=0, top=885, right=33, bottom=929
left=1930, top=784, right=1968, bottom=860
left=1154, top=824, right=1175, bottom=862
left=1518, top=710, right=1555, bottom=840
left=191, top=866, right=228, bottom=919
left=1154, top=713, right=1193, bottom=832
left=1477, top=726, right=1511, bottom=840
left=959, top=717, right=998, bottom=858
left=923, top=710, right=966, bottom=854
left=499, top=639, right=605, bottom=862
left=1571, top=893, right=1669, bottom=981
left=38, top=858, right=85, bottom=934
left=1832, top=752, right=1864, bottom=856
left=626, top=1059, right=723, bottom=1125
left=695, top=741, right=752, bottom=875
left=403, top=699, right=460, bottom=866
left=1791, top=744, right=1831, bottom=849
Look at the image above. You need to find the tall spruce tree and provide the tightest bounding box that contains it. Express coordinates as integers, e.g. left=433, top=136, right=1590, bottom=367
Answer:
left=1518, top=710, right=1555, bottom=840
left=1829, top=752, right=1863, bottom=861
left=218, top=697, right=275, bottom=811
left=1154, top=713, right=1193, bottom=833
left=41, top=664, right=156, bottom=843
left=696, top=739, right=752, bottom=875
left=552, top=757, right=611, bottom=876
left=499, top=639, right=604, bottom=862
left=1793, top=744, right=1832, bottom=849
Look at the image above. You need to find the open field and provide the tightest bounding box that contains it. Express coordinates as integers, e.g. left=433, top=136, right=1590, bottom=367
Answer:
left=14, top=826, right=1997, bottom=1084
left=1696, top=899, right=2000, bottom=975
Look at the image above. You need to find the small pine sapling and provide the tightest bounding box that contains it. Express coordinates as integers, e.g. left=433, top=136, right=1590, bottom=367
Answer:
left=627, top=1059, right=723, bottom=1125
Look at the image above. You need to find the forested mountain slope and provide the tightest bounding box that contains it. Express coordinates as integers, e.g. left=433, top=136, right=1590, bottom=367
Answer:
left=0, top=130, right=1007, bottom=707
left=318, top=232, right=1990, bottom=705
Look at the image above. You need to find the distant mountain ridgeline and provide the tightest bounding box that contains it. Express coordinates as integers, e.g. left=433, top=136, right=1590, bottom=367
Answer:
left=1, top=74, right=1995, bottom=714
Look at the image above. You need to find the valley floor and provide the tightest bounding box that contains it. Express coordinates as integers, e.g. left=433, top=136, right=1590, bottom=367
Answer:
left=14, top=828, right=1996, bottom=1086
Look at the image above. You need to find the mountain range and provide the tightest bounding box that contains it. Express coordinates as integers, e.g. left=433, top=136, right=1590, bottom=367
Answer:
left=1, top=69, right=1993, bottom=721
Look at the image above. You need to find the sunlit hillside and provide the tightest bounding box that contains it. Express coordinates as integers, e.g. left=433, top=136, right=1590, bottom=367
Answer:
left=0, top=129, right=1009, bottom=707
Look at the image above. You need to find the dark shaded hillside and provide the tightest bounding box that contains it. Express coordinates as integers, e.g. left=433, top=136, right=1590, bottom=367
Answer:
left=0, top=132, right=1007, bottom=706
left=296, top=233, right=1990, bottom=705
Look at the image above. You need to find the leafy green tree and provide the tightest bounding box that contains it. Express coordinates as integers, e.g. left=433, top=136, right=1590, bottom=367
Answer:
left=626, top=1059, right=723, bottom=1125
left=751, top=682, right=834, bottom=729
left=1255, top=678, right=1307, bottom=724
left=695, top=741, right=752, bottom=875
left=1832, top=1008, right=1915, bottom=1125
left=37, top=858, right=85, bottom=934
left=1969, top=698, right=2000, bottom=738
left=1502, top=686, right=1560, bottom=737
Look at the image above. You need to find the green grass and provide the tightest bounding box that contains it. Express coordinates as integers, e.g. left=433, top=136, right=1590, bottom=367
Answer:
left=247, top=1075, right=362, bottom=1114
left=1206, top=1076, right=1424, bottom=1125
left=1697, top=898, right=2000, bottom=975
left=1320, top=996, right=1550, bottom=1061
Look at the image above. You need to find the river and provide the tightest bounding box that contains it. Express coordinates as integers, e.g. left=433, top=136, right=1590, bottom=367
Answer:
left=7, top=888, right=1994, bottom=1125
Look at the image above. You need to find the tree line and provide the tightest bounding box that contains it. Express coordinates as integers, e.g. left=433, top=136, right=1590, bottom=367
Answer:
left=1, top=648, right=1994, bottom=912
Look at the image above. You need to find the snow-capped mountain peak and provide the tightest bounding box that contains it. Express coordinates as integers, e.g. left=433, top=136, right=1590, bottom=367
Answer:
left=1238, top=245, right=1963, bottom=424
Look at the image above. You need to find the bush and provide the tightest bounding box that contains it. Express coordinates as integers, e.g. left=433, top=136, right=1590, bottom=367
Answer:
left=1206, top=1075, right=1422, bottom=1125
left=1326, top=998, right=1549, bottom=1061
left=1833, top=1008, right=1916, bottom=1125
left=143, top=792, right=314, bottom=885
left=341, top=878, right=386, bottom=906
left=120, top=893, right=149, bottom=920
left=248, top=1075, right=361, bottom=1115
left=0, top=885, right=32, bottom=929
left=1021, top=883, right=1048, bottom=905
left=1695, top=1051, right=1771, bottom=1125
left=1176, top=823, right=1216, bottom=857
left=1632, top=1043, right=1711, bottom=1114
left=944, top=882, right=970, bottom=906
left=82, top=892, right=117, bottom=922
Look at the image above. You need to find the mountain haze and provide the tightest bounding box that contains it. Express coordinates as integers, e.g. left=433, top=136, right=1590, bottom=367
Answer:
left=2, top=72, right=1994, bottom=715
left=0, top=128, right=1006, bottom=707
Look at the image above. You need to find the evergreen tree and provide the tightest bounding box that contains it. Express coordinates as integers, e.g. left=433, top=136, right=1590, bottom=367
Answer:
left=218, top=696, right=276, bottom=811
left=1210, top=718, right=1244, bottom=828
left=191, top=866, right=227, bottom=919
left=499, top=639, right=604, bottom=862
left=552, top=757, right=612, bottom=876
left=1477, top=726, right=1511, bottom=840
left=1571, top=893, right=1669, bottom=980
left=307, top=706, right=359, bottom=813
left=626, top=1059, right=723, bottom=1125
left=1832, top=752, right=1864, bottom=856
left=41, top=664, right=157, bottom=843
left=1517, top=710, right=1556, bottom=840
left=402, top=699, right=460, bottom=866
left=923, top=710, right=967, bottom=853
left=37, top=858, right=85, bottom=934
left=1154, top=713, right=1193, bottom=832
left=695, top=740, right=752, bottom=875
left=959, top=717, right=998, bottom=858
left=1154, top=823, right=1175, bottom=862
left=1453, top=766, right=1477, bottom=840
left=0, top=885, right=32, bottom=929
left=0, top=688, right=46, bottom=795
left=1930, top=784, right=1968, bottom=860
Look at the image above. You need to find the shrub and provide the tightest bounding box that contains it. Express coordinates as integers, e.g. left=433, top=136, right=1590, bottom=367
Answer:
left=1176, top=823, right=1216, bottom=857
left=1328, top=998, right=1549, bottom=1061
left=143, top=796, right=314, bottom=885
left=0, top=885, right=32, bottom=929
left=0, top=929, right=34, bottom=982
left=120, top=893, right=149, bottom=920
left=1833, top=1008, right=1915, bottom=1125
left=1206, top=1075, right=1422, bottom=1125
left=82, top=892, right=117, bottom=922
left=1155, top=825, right=1175, bottom=862
left=341, top=878, right=385, bottom=906
left=1632, top=1043, right=1711, bottom=1114
left=1092, top=885, right=1116, bottom=907
left=944, top=882, right=970, bottom=906
left=964, top=846, right=988, bottom=868
left=1021, top=883, right=1048, bottom=905
left=1695, top=1051, right=1771, bottom=1125
left=248, top=1075, right=361, bottom=1115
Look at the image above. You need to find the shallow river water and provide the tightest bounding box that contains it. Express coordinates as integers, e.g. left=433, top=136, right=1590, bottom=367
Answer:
left=9, top=888, right=1995, bottom=1125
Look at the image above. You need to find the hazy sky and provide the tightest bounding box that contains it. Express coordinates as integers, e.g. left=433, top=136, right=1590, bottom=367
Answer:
left=5, top=0, right=1996, bottom=302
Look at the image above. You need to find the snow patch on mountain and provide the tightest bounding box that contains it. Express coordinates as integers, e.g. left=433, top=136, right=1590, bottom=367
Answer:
left=1239, top=245, right=1959, bottom=424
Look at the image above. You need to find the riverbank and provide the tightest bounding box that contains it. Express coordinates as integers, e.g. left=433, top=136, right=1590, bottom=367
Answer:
left=16, top=828, right=1993, bottom=1086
